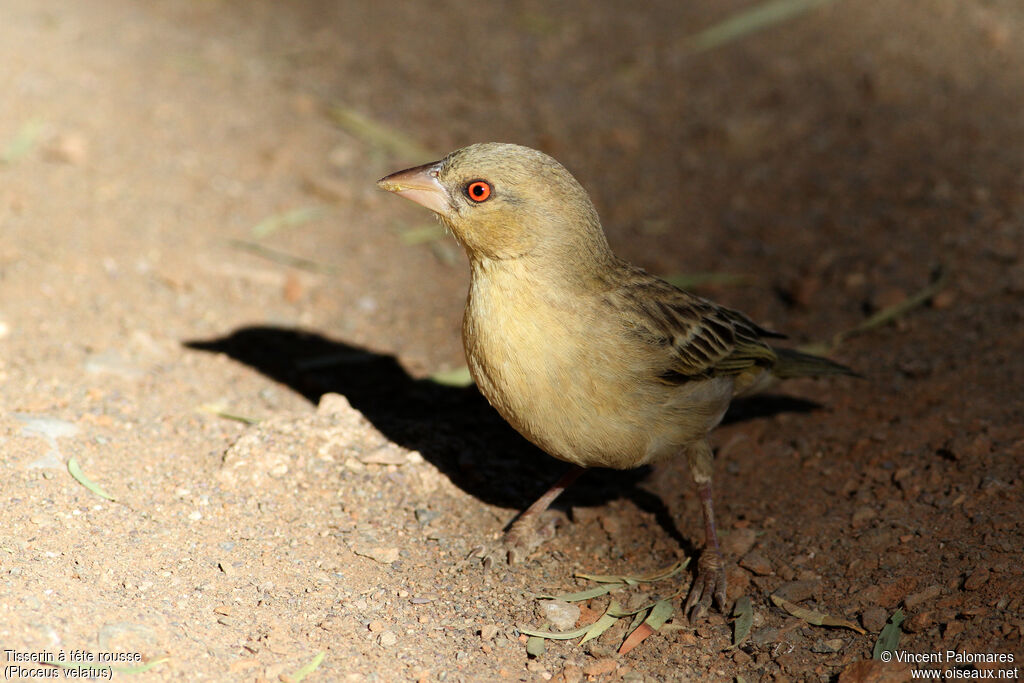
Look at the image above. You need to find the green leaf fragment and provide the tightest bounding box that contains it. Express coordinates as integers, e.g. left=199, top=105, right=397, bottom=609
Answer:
left=428, top=366, right=474, bottom=387
left=539, top=584, right=620, bottom=603
left=728, top=595, right=753, bottom=649
left=644, top=599, right=674, bottom=630
left=580, top=601, right=622, bottom=644
left=576, top=558, right=688, bottom=586
left=872, top=609, right=905, bottom=660
left=327, top=105, right=437, bottom=160
left=67, top=457, right=116, bottom=502
left=519, top=623, right=592, bottom=640
left=2, top=119, right=46, bottom=164
left=288, top=651, right=326, bottom=683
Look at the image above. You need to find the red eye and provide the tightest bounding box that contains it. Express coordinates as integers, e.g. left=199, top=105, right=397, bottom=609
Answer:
left=466, top=180, right=492, bottom=202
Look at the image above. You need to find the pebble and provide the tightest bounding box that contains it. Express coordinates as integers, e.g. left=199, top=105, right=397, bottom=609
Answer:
left=582, top=659, right=617, bottom=677
left=963, top=566, right=990, bottom=591
left=860, top=606, right=889, bottom=633
left=541, top=600, right=580, bottom=631
left=722, top=527, right=757, bottom=557
left=773, top=579, right=820, bottom=603
left=739, top=550, right=772, bottom=576
left=904, top=584, right=942, bottom=609
left=812, top=637, right=845, bottom=653
left=851, top=505, right=877, bottom=527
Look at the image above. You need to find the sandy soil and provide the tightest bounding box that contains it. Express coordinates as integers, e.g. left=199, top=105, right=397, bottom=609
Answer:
left=2, top=0, right=1022, bottom=681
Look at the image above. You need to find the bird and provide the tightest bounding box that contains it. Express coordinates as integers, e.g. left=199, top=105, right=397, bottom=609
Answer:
left=377, top=142, right=855, bottom=619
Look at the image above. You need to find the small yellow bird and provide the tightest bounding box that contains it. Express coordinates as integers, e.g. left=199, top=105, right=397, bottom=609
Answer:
left=378, top=143, right=854, bottom=619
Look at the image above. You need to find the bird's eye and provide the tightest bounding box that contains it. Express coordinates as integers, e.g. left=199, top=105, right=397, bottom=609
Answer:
left=465, top=180, right=492, bottom=203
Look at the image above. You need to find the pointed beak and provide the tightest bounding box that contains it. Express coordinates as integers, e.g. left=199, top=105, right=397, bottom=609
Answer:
left=376, top=161, right=452, bottom=216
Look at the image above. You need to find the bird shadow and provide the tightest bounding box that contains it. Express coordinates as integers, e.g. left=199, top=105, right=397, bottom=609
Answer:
left=185, top=325, right=821, bottom=556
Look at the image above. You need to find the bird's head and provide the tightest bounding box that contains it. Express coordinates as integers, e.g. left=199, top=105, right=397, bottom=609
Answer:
left=377, top=143, right=609, bottom=263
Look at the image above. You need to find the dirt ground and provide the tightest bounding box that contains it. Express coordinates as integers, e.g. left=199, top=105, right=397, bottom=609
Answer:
left=2, top=0, right=1022, bottom=681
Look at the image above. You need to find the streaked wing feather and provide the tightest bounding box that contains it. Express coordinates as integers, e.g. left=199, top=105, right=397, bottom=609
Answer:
left=612, top=267, right=777, bottom=382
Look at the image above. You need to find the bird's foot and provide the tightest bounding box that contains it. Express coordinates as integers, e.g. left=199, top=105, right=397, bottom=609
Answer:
left=467, top=510, right=564, bottom=568
left=683, top=548, right=728, bottom=622
left=503, top=509, right=564, bottom=564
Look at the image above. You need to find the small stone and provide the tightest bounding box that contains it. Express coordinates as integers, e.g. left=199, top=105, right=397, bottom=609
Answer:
left=378, top=631, right=398, bottom=647
left=773, top=580, right=820, bottom=603
left=851, top=505, right=877, bottom=527
left=904, top=611, right=934, bottom=633
left=556, top=663, right=583, bottom=683
left=541, top=601, right=581, bottom=631
left=963, top=566, right=990, bottom=591
left=722, top=527, right=757, bottom=557
left=904, top=584, right=942, bottom=609
left=860, top=606, right=889, bottom=633
left=317, top=392, right=354, bottom=415
left=582, top=658, right=617, bottom=677
left=930, top=289, right=955, bottom=310
left=739, top=550, right=772, bottom=576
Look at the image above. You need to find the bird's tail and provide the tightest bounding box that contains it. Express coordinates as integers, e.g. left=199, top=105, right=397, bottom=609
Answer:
left=771, top=347, right=859, bottom=379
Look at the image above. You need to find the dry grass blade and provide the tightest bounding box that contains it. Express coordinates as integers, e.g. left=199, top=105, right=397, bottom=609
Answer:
left=799, top=266, right=950, bottom=356
left=67, top=457, right=116, bottom=502
left=198, top=404, right=260, bottom=425
left=728, top=595, right=754, bottom=649
left=770, top=594, right=866, bottom=634
left=283, top=651, right=325, bottom=683
left=327, top=105, right=437, bottom=160
left=227, top=238, right=342, bottom=275
left=251, top=206, right=328, bottom=239
left=872, top=609, right=905, bottom=660
left=836, top=266, right=949, bottom=344
left=683, top=0, right=839, bottom=54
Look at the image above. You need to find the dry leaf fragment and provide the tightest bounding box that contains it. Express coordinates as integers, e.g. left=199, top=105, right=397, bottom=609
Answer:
left=770, top=594, right=867, bottom=634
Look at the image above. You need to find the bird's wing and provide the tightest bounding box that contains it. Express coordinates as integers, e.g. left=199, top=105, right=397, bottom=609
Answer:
left=609, top=268, right=780, bottom=384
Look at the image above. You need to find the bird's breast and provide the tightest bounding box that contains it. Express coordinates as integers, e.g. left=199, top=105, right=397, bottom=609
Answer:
left=461, top=263, right=729, bottom=469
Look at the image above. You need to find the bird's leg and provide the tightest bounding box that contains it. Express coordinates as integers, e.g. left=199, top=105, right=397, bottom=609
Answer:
left=503, top=465, right=584, bottom=564
left=683, top=440, right=728, bottom=621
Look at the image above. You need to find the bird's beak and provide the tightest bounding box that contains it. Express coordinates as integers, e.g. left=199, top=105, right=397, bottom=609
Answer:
left=376, top=161, right=452, bottom=216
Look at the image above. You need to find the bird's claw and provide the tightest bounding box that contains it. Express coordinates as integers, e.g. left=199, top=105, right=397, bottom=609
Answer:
left=469, top=511, right=564, bottom=568
left=503, top=510, right=563, bottom=564
left=683, top=549, right=728, bottom=622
